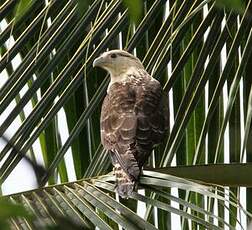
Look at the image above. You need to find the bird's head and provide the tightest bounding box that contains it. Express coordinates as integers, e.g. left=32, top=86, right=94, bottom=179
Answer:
left=93, top=50, right=144, bottom=79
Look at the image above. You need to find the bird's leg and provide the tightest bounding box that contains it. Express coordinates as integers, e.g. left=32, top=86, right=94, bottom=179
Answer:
left=113, top=163, right=135, bottom=198
left=113, top=163, right=122, bottom=176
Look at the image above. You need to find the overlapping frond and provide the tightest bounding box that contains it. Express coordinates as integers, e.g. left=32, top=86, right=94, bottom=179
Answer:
left=4, top=171, right=250, bottom=229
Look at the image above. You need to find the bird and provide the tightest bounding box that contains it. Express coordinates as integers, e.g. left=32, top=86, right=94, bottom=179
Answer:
left=93, top=50, right=169, bottom=198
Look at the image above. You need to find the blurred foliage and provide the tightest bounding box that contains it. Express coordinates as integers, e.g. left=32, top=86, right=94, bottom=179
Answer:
left=14, top=0, right=33, bottom=21
left=216, top=0, right=245, bottom=12
left=0, top=199, right=32, bottom=230
left=123, top=0, right=143, bottom=23
left=75, top=0, right=91, bottom=16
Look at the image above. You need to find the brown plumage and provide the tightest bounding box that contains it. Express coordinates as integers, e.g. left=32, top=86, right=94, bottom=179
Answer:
left=93, top=50, right=169, bottom=198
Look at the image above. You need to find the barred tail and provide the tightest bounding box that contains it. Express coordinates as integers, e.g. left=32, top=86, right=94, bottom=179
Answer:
left=114, top=163, right=137, bottom=198
left=110, top=147, right=140, bottom=198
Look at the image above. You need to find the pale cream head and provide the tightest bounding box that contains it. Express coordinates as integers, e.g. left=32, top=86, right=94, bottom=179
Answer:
left=93, top=50, right=144, bottom=79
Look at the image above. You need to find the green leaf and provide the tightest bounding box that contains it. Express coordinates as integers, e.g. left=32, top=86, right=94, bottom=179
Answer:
left=75, top=0, right=91, bottom=16
left=216, top=0, right=245, bottom=13
left=14, top=0, right=33, bottom=21
left=123, top=0, right=143, bottom=23
left=0, top=199, right=31, bottom=218
left=151, top=163, right=252, bottom=186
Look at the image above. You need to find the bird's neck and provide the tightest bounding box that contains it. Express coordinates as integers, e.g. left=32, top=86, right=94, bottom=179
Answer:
left=108, top=66, right=142, bottom=92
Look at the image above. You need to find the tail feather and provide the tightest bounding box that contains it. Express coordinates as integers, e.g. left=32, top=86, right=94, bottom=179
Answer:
left=111, top=146, right=140, bottom=177
left=110, top=146, right=140, bottom=198
left=114, top=163, right=137, bottom=198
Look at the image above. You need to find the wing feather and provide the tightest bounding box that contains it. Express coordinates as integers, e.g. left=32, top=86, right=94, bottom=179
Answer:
left=101, top=74, right=168, bottom=180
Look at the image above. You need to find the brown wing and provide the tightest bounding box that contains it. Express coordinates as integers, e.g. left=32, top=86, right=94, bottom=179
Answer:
left=133, top=78, right=169, bottom=168
left=101, top=82, right=140, bottom=180
left=101, top=77, right=168, bottom=180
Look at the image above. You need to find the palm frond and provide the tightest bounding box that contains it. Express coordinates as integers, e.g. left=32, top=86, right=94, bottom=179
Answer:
left=1, top=0, right=252, bottom=228
left=4, top=171, right=249, bottom=229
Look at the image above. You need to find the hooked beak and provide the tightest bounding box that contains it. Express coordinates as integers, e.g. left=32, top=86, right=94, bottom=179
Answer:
left=93, top=56, right=105, bottom=68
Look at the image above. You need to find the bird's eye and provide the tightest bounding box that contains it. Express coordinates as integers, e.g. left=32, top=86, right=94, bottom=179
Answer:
left=110, top=53, right=117, bottom=58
